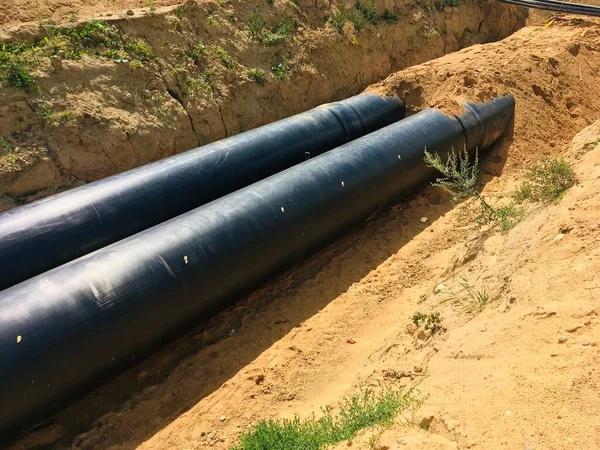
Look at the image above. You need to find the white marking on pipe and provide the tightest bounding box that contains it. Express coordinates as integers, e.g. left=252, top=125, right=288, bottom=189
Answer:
left=398, top=155, right=402, bottom=160
left=281, top=207, right=285, bottom=213
left=16, top=335, right=22, bottom=344
left=341, top=181, right=345, bottom=187
left=184, top=255, right=189, bottom=264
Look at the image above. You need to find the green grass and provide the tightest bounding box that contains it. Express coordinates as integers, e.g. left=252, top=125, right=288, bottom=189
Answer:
left=425, top=147, right=523, bottom=231
left=330, top=2, right=365, bottom=33
left=421, top=25, right=439, bottom=38
left=0, top=136, right=13, bottom=154
left=247, top=68, right=265, bottom=85
left=513, top=157, right=577, bottom=204
left=0, top=50, right=33, bottom=90
left=247, top=8, right=295, bottom=46
left=271, top=56, right=290, bottom=80
left=0, top=19, right=155, bottom=90
left=231, top=388, right=420, bottom=450
left=411, top=311, right=443, bottom=334
left=186, top=69, right=215, bottom=96
left=209, top=45, right=236, bottom=71
left=439, top=275, right=489, bottom=315
left=330, top=0, right=397, bottom=34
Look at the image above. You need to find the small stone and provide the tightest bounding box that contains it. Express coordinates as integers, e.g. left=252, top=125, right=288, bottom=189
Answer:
left=414, top=365, right=423, bottom=373
left=420, top=217, right=428, bottom=223
left=550, top=353, right=558, bottom=357
left=419, top=415, right=434, bottom=430
left=582, top=341, right=590, bottom=346
left=434, top=283, right=446, bottom=294
left=220, top=415, right=226, bottom=422
left=126, top=9, right=135, bottom=15
left=566, top=325, right=582, bottom=333
left=558, top=336, right=568, bottom=343
left=554, top=233, right=565, bottom=241
left=505, top=410, right=512, bottom=415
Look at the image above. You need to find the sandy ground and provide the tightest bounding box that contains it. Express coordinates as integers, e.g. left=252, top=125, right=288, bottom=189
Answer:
left=7, top=13, right=600, bottom=450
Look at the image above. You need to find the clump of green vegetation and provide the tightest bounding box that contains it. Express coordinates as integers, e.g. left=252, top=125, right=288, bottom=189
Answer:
left=421, top=25, right=439, bottom=38
left=232, top=387, right=421, bottom=450
left=247, top=68, right=265, bottom=85
left=330, top=1, right=365, bottom=33
left=271, top=56, right=290, bottom=80
left=411, top=312, right=443, bottom=334
left=355, top=0, right=377, bottom=22
left=248, top=7, right=265, bottom=38
left=330, top=1, right=398, bottom=34
left=206, top=15, right=217, bottom=25
left=186, top=42, right=207, bottom=64
left=186, top=69, right=215, bottom=96
left=247, top=8, right=295, bottom=46
left=474, top=0, right=488, bottom=6
left=424, top=147, right=522, bottom=231
left=512, top=156, right=577, bottom=204
left=0, top=136, right=13, bottom=154
left=36, top=99, right=56, bottom=122
left=0, top=19, right=155, bottom=90
left=439, top=276, right=489, bottom=315
left=209, top=45, right=236, bottom=71
left=435, top=0, right=464, bottom=10
left=0, top=49, right=33, bottom=90
left=174, top=5, right=185, bottom=18
left=56, top=111, right=76, bottom=122
left=147, top=0, right=156, bottom=12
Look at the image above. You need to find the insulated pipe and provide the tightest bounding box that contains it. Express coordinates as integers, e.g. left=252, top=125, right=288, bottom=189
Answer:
left=0, top=95, right=514, bottom=441
left=500, top=0, right=600, bottom=17
left=0, top=94, right=405, bottom=291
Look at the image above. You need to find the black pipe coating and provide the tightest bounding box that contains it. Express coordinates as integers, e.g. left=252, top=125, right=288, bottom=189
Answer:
left=0, top=94, right=405, bottom=291
left=0, top=95, right=514, bottom=441
left=500, top=0, right=600, bottom=17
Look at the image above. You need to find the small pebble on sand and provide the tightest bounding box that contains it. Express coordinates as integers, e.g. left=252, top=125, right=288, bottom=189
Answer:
left=558, top=336, right=568, bottom=343
left=220, top=415, right=226, bottom=422
left=420, top=217, right=428, bottom=223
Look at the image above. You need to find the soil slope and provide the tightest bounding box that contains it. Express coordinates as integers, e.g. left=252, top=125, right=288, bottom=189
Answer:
left=9, top=15, right=600, bottom=450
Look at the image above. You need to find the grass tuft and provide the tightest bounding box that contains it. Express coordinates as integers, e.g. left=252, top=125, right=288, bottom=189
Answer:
left=232, top=387, right=420, bottom=450
left=512, top=156, right=576, bottom=204
left=439, top=275, right=488, bottom=315
left=246, top=68, right=265, bottom=85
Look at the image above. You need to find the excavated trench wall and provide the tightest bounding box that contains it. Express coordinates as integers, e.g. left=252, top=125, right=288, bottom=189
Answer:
left=0, top=0, right=524, bottom=210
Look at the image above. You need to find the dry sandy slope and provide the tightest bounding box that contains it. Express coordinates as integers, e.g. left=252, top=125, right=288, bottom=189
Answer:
left=10, top=16, right=600, bottom=450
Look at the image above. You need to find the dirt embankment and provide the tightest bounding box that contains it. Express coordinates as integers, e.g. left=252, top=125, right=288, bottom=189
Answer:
left=9, top=15, right=600, bottom=450
left=0, top=0, right=524, bottom=211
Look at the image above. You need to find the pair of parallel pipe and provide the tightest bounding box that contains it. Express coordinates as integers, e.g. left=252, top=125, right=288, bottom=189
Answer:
left=0, top=94, right=406, bottom=291
left=0, top=94, right=515, bottom=441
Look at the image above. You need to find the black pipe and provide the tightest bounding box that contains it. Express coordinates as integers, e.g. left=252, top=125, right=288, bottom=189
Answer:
left=0, top=94, right=405, bottom=292
left=500, top=0, right=600, bottom=17
left=0, top=95, right=514, bottom=441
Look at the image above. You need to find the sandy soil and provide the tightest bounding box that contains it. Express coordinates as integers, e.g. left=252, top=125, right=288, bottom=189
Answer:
left=7, top=13, right=600, bottom=450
